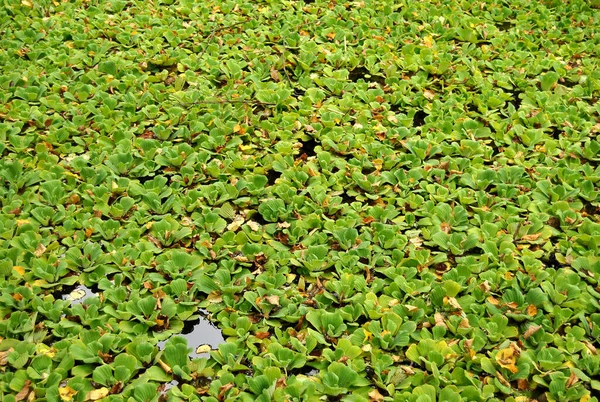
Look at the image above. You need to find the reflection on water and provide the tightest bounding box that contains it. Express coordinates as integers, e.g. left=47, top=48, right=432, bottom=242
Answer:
left=164, top=379, right=179, bottom=391
left=60, top=285, right=98, bottom=305
left=158, top=311, right=225, bottom=358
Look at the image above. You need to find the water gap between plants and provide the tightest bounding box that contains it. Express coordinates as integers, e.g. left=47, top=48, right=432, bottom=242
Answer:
left=60, top=284, right=99, bottom=304
left=157, top=310, right=225, bottom=359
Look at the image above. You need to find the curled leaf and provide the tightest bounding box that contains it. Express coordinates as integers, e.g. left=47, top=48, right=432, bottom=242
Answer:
left=495, top=346, right=519, bottom=374
left=520, top=233, right=541, bottom=241
left=523, top=325, right=542, bottom=339
left=434, top=313, right=447, bottom=328
left=15, top=380, right=31, bottom=402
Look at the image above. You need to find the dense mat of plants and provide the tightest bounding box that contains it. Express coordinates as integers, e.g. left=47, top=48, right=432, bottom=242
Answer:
left=1, top=0, right=600, bottom=401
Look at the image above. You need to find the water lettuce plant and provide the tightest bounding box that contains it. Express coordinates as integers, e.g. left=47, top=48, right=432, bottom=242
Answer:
left=1, top=0, right=600, bottom=401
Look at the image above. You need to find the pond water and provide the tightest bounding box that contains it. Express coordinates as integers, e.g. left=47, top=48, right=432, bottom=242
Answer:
left=163, top=379, right=179, bottom=391
left=60, top=284, right=98, bottom=304
left=158, top=311, right=225, bottom=358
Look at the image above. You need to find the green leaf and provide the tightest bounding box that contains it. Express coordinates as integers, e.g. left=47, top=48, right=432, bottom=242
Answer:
left=480, top=357, right=497, bottom=374
left=133, top=383, right=158, bottom=402
left=92, top=365, right=113, bottom=386
left=540, top=71, right=559, bottom=91
left=137, top=296, right=156, bottom=317
left=98, top=61, right=118, bottom=76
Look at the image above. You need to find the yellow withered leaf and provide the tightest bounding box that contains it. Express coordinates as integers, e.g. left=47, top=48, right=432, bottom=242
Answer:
left=495, top=346, right=519, bottom=374
left=423, top=35, right=434, bottom=48
left=67, top=289, right=86, bottom=302
left=59, top=386, right=77, bottom=401
left=196, top=344, right=212, bottom=354
left=13, top=266, right=25, bottom=276
left=85, top=388, right=109, bottom=401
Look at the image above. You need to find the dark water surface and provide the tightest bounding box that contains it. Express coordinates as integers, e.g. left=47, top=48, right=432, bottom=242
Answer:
left=158, top=311, right=225, bottom=358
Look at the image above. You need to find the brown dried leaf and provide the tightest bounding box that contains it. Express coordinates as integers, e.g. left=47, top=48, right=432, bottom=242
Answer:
left=98, top=351, right=113, bottom=364
left=270, top=67, right=280, bottom=82
left=527, top=304, right=537, bottom=317
left=458, top=317, right=471, bottom=329
left=147, top=235, right=162, bottom=249
left=434, top=313, right=447, bottom=328
left=109, top=382, right=123, bottom=395
left=368, top=389, right=385, bottom=402
left=521, top=232, right=541, bottom=241
left=69, top=193, right=81, bottom=204
left=0, top=348, right=14, bottom=366
left=584, top=340, right=597, bottom=355
left=445, top=296, right=462, bottom=310
left=275, top=377, right=286, bottom=388
left=566, top=370, right=579, bottom=388
left=15, top=380, right=31, bottom=402
left=218, top=383, right=234, bottom=400
left=265, top=295, right=280, bottom=306
left=496, top=372, right=511, bottom=388
left=401, top=365, right=415, bottom=375
left=34, top=243, right=47, bottom=257
left=440, top=222, right=451, bottom=233
left=523, top=324, right=542, bottom=339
